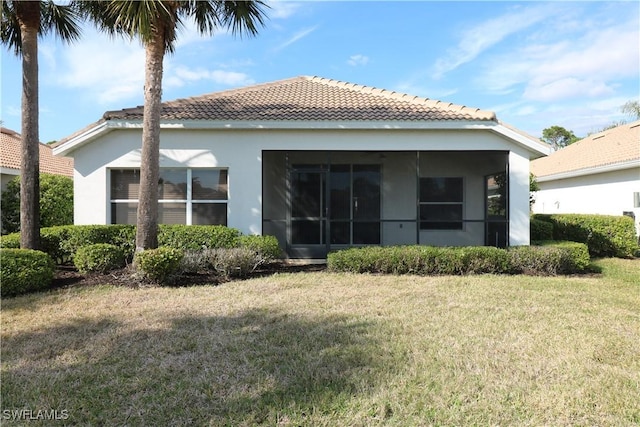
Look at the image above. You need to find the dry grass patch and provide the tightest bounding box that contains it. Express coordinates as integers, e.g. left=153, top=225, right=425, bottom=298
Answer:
left=2, top=259, right=639, bottom=426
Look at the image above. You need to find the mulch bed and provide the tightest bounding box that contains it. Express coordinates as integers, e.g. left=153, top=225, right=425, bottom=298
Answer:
left=52, top=262, right=327, bottom=290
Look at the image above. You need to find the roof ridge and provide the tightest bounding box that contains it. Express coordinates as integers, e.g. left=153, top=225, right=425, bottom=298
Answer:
left=307, top=75, right=496, bottom=120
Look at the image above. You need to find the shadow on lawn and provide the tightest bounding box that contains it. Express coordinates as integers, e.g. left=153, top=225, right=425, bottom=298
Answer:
left=2, top=308, right=388, bottom=426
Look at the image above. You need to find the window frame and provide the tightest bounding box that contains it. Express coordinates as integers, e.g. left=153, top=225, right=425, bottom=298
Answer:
left=419, top=176, right=464, bottom=230
left=109, top=168, right=228, bottom=225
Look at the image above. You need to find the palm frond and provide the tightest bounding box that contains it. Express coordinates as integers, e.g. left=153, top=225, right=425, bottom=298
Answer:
left=41, top=0, right=82, bottom=44
left=0, top=0, right=22, bottom=55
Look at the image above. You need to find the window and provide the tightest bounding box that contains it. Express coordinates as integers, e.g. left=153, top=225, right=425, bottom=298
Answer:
left=419, top=177, right=463, bottom=230
left=110, top=168, right=228, bottom=225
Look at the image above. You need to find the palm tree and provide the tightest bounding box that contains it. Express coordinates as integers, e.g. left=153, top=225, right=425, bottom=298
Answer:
left=1, top=1, right=81, bottom=249
left=84, top=1, right=267, bottom=252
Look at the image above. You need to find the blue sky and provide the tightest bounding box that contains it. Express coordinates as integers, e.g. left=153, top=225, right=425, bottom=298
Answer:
left=1, top=1, right=638, bottom=143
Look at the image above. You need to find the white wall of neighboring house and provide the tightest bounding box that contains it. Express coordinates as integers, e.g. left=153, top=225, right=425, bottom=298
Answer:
left=532, top=167, right=640, bottom=236
left=1, top=168, right=20, bottom=192
left=69, top=127, right=535, bottom=246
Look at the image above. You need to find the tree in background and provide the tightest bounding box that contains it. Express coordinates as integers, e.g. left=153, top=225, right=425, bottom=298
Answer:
left=541, top=126, right=580, bottom=151
left=1, top=174, right=74, bottom=234
left=0, top=1, right=81, bottom=249
left=621, top=100, right=640, bottom=120
left=83, top=0, right=268, bottom=252
left=529, top=173, right=540, bottom=209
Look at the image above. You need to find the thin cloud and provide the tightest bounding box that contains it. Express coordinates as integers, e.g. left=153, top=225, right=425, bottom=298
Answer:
left=56, top=30, right=145, bottom=105
left=431, top=4, right=556, bottom=79
left=268, top=1, right=302, bottom=19
left=480, top=20, right=639, bottom=102
left=274, top=25, right=318, bottom=51
left=166, top=66, right=254, bottom=88
left=347, top=54, right=369, bottom=67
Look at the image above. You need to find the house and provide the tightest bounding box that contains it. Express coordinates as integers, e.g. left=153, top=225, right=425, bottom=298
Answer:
left=53, top=76, right=550, bottom=258
left=531, top=120, right=640, bottom=236
left=1, top=127, right=74, bottom=191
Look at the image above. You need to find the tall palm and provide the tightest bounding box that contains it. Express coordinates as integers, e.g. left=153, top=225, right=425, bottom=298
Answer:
left=84, top=1, right=267, bottom=251
left=1, top=1, right=81, bottom=249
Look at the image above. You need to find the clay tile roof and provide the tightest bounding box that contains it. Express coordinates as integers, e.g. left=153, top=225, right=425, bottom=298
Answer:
left=104, top=76, right=497, bottom=122
left=1, top=127, right=74, bottom=177
left=530, top=120, right=640, bottom=178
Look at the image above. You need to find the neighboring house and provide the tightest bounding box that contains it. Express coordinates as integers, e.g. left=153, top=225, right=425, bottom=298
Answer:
left=531, top=120, right=640, bottom=236
left=1, top=127, right=74, bottom=191
left=53, top=76, right=550, bottom=258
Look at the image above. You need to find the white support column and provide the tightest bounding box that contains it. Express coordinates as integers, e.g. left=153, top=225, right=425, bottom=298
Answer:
left=227, top=147, right=263, bottom=235
left=508, top=151, right=530, bottom=246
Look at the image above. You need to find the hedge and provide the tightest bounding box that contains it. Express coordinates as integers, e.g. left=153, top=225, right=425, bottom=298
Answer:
left=327, top=243, right=590, bottom=276
left=74, top=243, right=126, bottom=274
left=532, top=214, right=638, bottom=258
left=158, top=225, right=241, bottom=251
left=0, top=249, right=54, bottom=297
left=530, top=218, right=554, bottom=241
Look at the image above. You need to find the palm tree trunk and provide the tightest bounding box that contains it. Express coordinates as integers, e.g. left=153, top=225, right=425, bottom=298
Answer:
left=16, top=1, right=41, bottom=250
left=135, top=30, right=165, bottom=251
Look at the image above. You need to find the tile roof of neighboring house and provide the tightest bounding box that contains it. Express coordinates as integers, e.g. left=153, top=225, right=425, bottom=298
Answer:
left=1, top=127, right=74, bottom=177
left=530, top=120, right=640, bottom=179
left=104, top=76, right=497, bottom=122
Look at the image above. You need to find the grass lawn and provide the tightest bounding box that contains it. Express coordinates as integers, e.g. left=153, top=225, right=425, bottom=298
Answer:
left=1, top=258, right=639, bottom=426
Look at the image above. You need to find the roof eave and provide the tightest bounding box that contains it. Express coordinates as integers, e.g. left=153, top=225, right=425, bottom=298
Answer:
left=536, top=159, right=640, bottom=182
left=53, top=121, right=111, bottom=157
left=53, top=118, right=550, bottom=157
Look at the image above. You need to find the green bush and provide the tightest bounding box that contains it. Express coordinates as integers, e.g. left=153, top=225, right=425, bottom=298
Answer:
left=0, top=249, right=54, bottom=297
left=327, top=245, right=510, bottom=276
left=531, top=218, right=554, bottom=241
left=62, top=225, right=136, bottom=261
left=158, top=225, right=240, bottom=251
left=0, top=233, right=20, bottom=249
left=134, top=247, right=184, bottom=284
left=0, top=227, right=73, bottom=264
left=238, top=234, right=282, bottom=261
left=328, top=243, right=589, bottom=276
left=508, top=241, right=590, bottom=275
left=207, top=247, right=264, bottom=279
left=40, top=226, right=75, bottom=264
left=1, top=174, right=73, bottom=234
left=74, top=244, right=126, bottom=274
left=533, top=214, right=637, bottom=258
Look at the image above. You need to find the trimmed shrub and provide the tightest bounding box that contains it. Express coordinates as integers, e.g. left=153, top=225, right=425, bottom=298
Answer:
left=0, top=233, right=20, bottom=249
left=0, top=227, right=73, bottom=264
left=74, top=244, right=126, bottom=274
left=238, top=234, right=282, bottom=261
left=533, top=213, right=637, bottom=258
left=508, top=241, right=590, bottom=275
left=0, top=249, right=54, bottom=297
left=531, top=218, right=554, bottom=241
left=536, top=241, right=591, bottom=273
left=508, top=246, right=564, bottom=275
left=40, top=226, right=75, bottom=264
left=457, top=246, right=510, bottom=274
left=62, top=225, right=136, bottom=261
left=158, top=225, right=240, bottom=251
left=207, top=247, right=264, bottom=279
left=328, top=243, right=589, bottom=276
left=327, top=245, right=510, bottom=276
left=134, top=247, right=184, bottom=284
left=0, top=174, right=73, bottom=234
